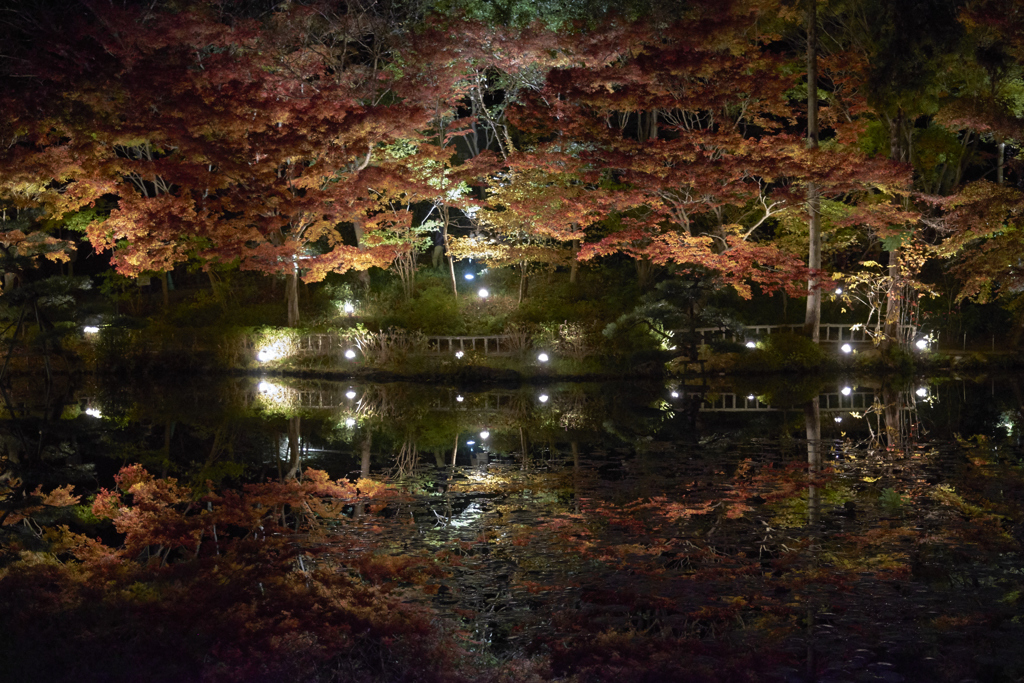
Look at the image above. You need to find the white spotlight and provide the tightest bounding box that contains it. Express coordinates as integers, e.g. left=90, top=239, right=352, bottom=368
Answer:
left=538, top=353, right=549, bottom=362
left=477, top=288, right=489, bottom=298
left=915, top=338, right=928, bottom=350
left=841, top=386, right=852, bottom=396
left=916, top=387, right=927, bottom=398
left=345, top=349, right=357, bottom=359
left=841, top=343, right=852, bottom=354
left=83, top=326, right=100, bottom=334
left=464, top=273, right=475, bottom=280
left=480, top=431, right=489, bottom=439
left=538, top=394, right=549, bottom=403
left=745, top=341, right=756, bottom=349
left=346, top=390, right=356, bottom=400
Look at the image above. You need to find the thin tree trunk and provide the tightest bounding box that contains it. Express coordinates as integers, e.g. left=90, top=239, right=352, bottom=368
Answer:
left=160, top=271, right=170, bottom=309
left=803, top=0, right=821, bottom=343
left=518, top=262, right=528, bottom=305
left=805, top=399, right=821, bottom=527
left=284, top=416, right=301, bottom=480
left=998, top=141, right=1006, bottom=186
left=286, top=264, right=300, bottom=327
left=569, top=239, right=580, bottom=284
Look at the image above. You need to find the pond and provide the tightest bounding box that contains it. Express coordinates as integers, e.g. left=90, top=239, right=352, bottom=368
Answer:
left=1, top=374, right=1022, bottom=683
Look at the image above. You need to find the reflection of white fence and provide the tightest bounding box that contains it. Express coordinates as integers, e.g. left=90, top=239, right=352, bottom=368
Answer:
left=700, top=390, right=877, bottom=412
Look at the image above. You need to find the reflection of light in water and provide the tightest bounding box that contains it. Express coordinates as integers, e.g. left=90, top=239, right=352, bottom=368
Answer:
left=85, top=408, right=102, bottom=418
left=345, top=349, right=356, bottom=359
left=345, top=418, right=356, bottom=428
left=456, top=395, right=464, bottom=402
left=916, top=387, right=927, bottom=397
left=539, top=394, right=549, bottom=403
left=841, top=386, right=852, bottom=396
left=346, top=390, right=356, bottom=400
left=467, top=440, right=475, bottom=446
left=480, top=431, right=489, bottom=439
left=449, top=501, right=484, bottom=529
left=464, top=273, right=475, bottom=280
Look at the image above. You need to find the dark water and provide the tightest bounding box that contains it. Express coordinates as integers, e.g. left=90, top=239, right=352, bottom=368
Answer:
left=2, top=374, right=1023, bottom=682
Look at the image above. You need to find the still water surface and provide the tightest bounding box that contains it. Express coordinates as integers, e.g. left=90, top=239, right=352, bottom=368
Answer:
left=3, top=374, right=1023, bottom=682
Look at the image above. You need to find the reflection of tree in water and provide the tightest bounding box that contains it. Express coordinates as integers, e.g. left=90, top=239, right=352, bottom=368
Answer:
left=861, top=387, right=922, bottom=457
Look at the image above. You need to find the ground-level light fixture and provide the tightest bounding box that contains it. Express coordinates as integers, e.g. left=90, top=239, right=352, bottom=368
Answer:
left=346, top=390, right=357, bottom=400
left=916, top=387, right=928, bottom=398
left=835, top=287, right=843, bottom=295
left=480, top=431, right=489, bottom=439
left=538, top=353, right=549, bottom=362
left=456, top=395, right=464, bottom=402
left=455, top=350, right=465, bottom=359
left=539, top=394, right=549, bottom=403
left=841, top=386, right=852, bottom=396
left=834, top=416, right=843, bottom=423
left=83, top=326, right=100, bottom=334
left=915, top=338, right=928, bottom=351
left=841, top=343, right=853, bottom=354
left=477, top=288, right=489, bottom=298
left=747, top=394, right=756, bottom=401
left=345, top=418, right=356, bottom=428
left=345, top=349, right=357, bottom=359
left=85, top=408, right=102, bottom=418
left=343, top=301, right=355, bottom=314
left=670, top=391, right=679, bottom=398
left=745, top=341, right=756, bottom=349
left=467, top=440, right=476, bottom=446
left=464, top=273, right=475, bottom=280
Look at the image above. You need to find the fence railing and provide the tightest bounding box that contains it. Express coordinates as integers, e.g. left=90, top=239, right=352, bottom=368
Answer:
left=426, top=335, right=518, bottom=356
left=690, top=323, right=916, bottom=346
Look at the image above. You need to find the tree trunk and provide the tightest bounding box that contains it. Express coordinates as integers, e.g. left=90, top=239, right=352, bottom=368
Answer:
left=518, top=262, right=528, bottom=305
left=803, top=0, right=821, bottom=343
left=569, top=239, right=580, bottom=284
left=286, top=263, right=300, bottom=327
left=284, top=415, right=301, bottom=480
left=160, top=271, right=170, bottom=309
left=352, top=219, right=371, bottom=289
left=998, top=141, right=1006, bottom=186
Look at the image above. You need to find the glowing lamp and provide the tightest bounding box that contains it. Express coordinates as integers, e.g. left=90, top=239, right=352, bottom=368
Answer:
left=480, top=431, right=489, bottom=439
left=841, top=343, right=852, bottom=354
left=538, top=353, right=549, bottom=362
left=83, top=326, right=100, bottom=334
left=346, top=390, right=356, bottom=400
left=464, top=273, right=475, bottom=280
left=915, top=338, right=928, bottom=350
left=841, top=386, right=852, bottom=396
left=477, top=288, right=489, bottom=298
left=745, top=341, right=756, bottom=349
left=538, top=394, right=549, bottom=403
left=345, top=349, right=357, bottom=359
